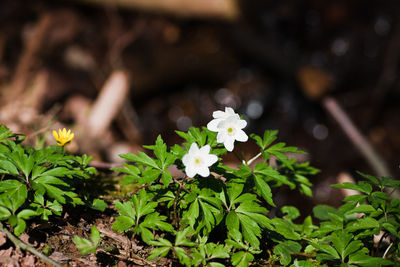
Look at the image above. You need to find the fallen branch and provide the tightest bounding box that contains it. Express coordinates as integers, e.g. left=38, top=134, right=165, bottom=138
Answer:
left=0, top=222, right=61, bottom=267
left=323, top=96, right=392, bottom=179
left=8, top=13, right=53, bottom=102
left=79, top=0, right=239, bottom=20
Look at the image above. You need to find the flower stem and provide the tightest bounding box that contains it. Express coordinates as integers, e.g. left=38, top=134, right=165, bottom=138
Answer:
left=246, top=152, right=262, bottom=166
left=0, top=222, right=61, bottom=267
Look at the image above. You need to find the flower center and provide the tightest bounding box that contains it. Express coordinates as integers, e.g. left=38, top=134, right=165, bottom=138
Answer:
left=227, top=126, right=236, bottom=136
left=193, top=157, right=203, bottom=166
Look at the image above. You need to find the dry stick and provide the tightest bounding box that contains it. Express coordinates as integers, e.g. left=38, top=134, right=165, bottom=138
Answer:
left=79, top=0, right=239, bottom=20
left=323, top=97, right=396, bottom=185
left=86, top=70, right=130, bottom=138
left=8, top=13, right=53, bottom=101
left=0, top=222, right=61, bottom=267
left=370, top=22, right=400, bottom=118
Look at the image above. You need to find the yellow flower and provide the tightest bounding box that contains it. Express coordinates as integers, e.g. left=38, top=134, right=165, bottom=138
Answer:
left=53, top=128, right=74, bottom=146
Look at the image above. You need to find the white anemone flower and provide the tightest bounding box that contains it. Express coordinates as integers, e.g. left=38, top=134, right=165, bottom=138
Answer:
left=215, top=115, right=248, bottom=151
left=207, top=107, right=239, bottom=132
left=182, top=143, right=218, bottom=178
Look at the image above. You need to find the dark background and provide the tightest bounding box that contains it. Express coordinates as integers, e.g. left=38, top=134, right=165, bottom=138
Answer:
left=1, top=0, right=399, bottom=210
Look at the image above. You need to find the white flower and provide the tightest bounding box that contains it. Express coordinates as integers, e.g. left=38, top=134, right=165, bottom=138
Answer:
left=207, top=107, right=248, bottom=151
left=207, top=107, right=239, bottom=132
left=182, top=143, right=218, bottom=178
left=215, top=116, right=248, bottom=151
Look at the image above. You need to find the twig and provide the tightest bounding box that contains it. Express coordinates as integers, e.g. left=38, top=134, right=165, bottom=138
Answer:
left=322, top=96, right=392, bottom=178
left=97, top=248, right=156, bottom=266
left=89, top=161, right=122, bottom=170
left=78, top=0, right=239, bottom=20
left=8, top=13, right=53, bottom=102
left=369, top=21, right=400, bottom=121
left=383, top=242, right=393, bottom=259
left=87, top=70, right=130, bottom=138
left=0, top=222, right=61, bottom=267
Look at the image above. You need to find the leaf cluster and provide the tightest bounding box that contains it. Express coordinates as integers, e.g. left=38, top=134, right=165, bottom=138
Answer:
left=110, top=127, right=321, bottom=266
left=0, top=125, right=97, bottom=235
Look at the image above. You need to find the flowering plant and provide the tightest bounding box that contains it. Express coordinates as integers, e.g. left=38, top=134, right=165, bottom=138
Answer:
left=108, top=107, right=398, bottom=266
left=0, top=125, right=101, bottom=236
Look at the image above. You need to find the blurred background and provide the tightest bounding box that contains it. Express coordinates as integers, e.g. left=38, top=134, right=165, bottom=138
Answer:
left=0, top=0, right=399, bottom=209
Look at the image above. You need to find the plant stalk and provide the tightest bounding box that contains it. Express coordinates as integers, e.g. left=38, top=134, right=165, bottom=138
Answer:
left=0, top=222, right=61, bottom=267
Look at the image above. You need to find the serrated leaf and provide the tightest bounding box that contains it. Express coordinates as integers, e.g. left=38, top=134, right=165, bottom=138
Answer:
left=313, top=205, right=339, bottom=221
left=271, top=218, right=301, bottom=240
left=345, top=204, right=376, bottom=215
left=348, top=253, right=393, bottom=266
left=0, top=206, right=11, bottom=220
left=274, top=241, right=301, bottom=266
left=346, top=217, right=379, bottom=232
left=0, top=180, right=27, bottom=212
left=120, top=152, right=160, bottom=170
left=310, top=242, right=339, bottom=259
left=112, top=215, right=135, bottom=232
left=91, top=198, right=107, bottom=212
left=254, top=174, right=275, bottom=207
left=231, top=251, right=254, bottom=267
left=0, top=160, right=19, bottom=175
left=281, top=206, right=300, bottom=220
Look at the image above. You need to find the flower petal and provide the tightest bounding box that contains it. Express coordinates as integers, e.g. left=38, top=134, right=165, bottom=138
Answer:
left=197, top=166, right=210, bottom=177
left=206, top=154, right=218, bottom=166
left=207, top=119, right=221, bottom=132
left=53, top=130, right=58, bottom=139
left=216, top=132, right=226, bottom=144
left=235, top=129, right=248, bottom=142
left=182, top=154, right=190, bottom=166
left=225, top=107, right=235, bottom=115
left=199, top=144, right=211, bottom=155
left=224, top=138, right=235, bottom=151
left=185, top=166, right=196, bottom=178
left=236, top=119, right=247, bottom=129
left=188, top=143, right=199, bottom=154
left=212, top=110, right=225, bottom=119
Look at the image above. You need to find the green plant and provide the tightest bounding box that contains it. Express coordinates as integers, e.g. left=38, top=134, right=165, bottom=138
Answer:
left=110, top=107, right=319, bottom=266
left=0, top=125, right=97, bottom=235
left=109, top=107, right=400, bottom=266
left=73, top=225, right=101, bottom=255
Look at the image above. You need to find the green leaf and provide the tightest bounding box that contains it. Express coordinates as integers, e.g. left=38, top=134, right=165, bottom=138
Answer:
left=346, top=217, right=379, bottom=232
left=313, top=205, right=339, bottom=221
left=17, top=209, right=37, bottom=220
left=250, top=130, right=278, bottom=150
left=0, top=125, right=14, bottom=142
left=73, top=226, right=100, bottom=255
left=0, top=206, right=11, bottom=220
left=348, top=253, right=392, bottom=266
left=13, top=217, right=26, bottom=236
left=148, top=246, right=171, bottom=260
left=0, top=160, right=19, bottom=175
left=332, top=182, right=372, bottom=194
left=91, top=198, right=107, bottom=212
left=254, top=163, right=295, bottom=189
left=0, top=180, right=28, bottom=212
left=138, top=168, right=162, bottom=185
left=274, top=241, right=301, bottom=266
left=345, top=204, right=376, bottom=215
left=114, top=200, right=135, bottom=219
left=231, top=251, right=254, bottom=267
left=120, top=152, right=160, bottom=170
left=281, top=206, right=300, bottom=221
left=310, top=242, right=339, bottom=259
left=271, top=218, right=301, bottom=240
left=112, top=215, right=135, bottom=232
left=254, top=174, right=275, bottom=207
